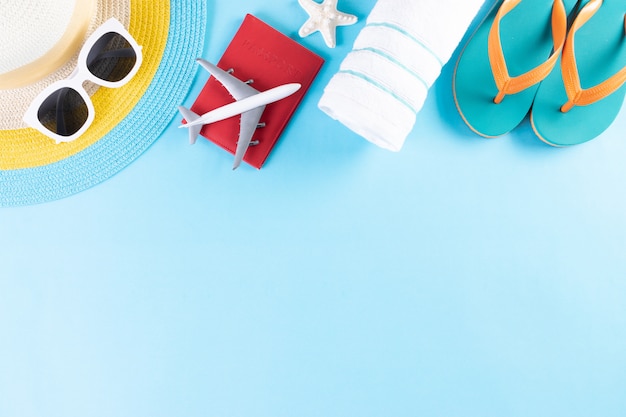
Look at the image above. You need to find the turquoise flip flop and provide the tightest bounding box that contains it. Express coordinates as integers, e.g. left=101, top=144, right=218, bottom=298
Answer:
left=531, top=0, right=626, bottom=146
left=453, top=0, right=578, bottom=138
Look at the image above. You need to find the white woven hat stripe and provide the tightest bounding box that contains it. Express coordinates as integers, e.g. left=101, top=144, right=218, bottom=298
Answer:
left=0, top=0, right=77, bottom=73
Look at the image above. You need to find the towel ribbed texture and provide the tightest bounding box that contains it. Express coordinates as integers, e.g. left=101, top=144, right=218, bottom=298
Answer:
left=318, top=0, right=484, bottom=151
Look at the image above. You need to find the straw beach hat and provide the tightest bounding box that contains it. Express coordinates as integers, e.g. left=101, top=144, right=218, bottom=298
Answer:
left=0, top=0, right=207, bottom=206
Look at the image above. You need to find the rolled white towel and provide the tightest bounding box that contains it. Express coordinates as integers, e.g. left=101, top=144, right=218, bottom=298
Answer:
left=318, top=0, right=486, bottom=151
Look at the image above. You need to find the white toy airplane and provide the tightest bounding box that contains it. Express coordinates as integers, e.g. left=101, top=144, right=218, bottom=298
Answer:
left=178, top=58, right=301, bottom=170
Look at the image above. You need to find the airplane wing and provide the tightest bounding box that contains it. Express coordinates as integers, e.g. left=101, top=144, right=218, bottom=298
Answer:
left=233, top=105, right=265, bottom=170
left=177, top=106, right=203, bottom=145
left=196, top=58, right=259, bottom=101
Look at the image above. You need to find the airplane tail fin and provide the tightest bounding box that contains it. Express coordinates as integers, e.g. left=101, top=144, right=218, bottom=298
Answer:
left=177, top=106, right=203, bottom=145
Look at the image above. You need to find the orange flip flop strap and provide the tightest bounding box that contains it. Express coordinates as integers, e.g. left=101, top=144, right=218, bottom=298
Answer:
left=489, top=0, right=568, bottom=104
left=560, top=0, right=626, bottom=112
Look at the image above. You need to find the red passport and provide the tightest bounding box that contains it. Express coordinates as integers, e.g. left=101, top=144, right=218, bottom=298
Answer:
left=189, top=14, right=324, bottom=169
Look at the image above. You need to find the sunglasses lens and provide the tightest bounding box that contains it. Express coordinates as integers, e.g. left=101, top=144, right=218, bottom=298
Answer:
left=37, top=87, right=89, bottom=137
left=87, top=32, right=137, bottom=82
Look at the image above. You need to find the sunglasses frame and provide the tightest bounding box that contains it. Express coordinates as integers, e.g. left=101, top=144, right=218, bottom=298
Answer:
left=24, top=18, right=143, bottom=143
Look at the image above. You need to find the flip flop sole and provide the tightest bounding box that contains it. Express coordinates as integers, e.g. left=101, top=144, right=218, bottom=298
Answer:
left=453, top=0, right=578, bottom=138
left=531, top=1, right=626, bottom=146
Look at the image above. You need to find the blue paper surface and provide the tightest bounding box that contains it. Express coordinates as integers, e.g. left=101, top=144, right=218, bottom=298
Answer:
left=1, top=0, right=625, bottom=416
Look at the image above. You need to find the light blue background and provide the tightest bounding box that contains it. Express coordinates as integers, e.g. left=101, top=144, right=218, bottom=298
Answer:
left=2, top=0, right=626, bottom=416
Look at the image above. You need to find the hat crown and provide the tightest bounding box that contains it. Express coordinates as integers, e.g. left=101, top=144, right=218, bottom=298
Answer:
left=0, top=0, right=80, bottom=74
left=0, top=0, right=97, bottom=90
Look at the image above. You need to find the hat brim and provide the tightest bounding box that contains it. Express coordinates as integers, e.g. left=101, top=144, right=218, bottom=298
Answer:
left=0, top=0, right=206, bottom=207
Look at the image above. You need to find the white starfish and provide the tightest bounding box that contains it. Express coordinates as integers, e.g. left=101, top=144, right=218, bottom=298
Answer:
left=297, top=0, right=358, bottom=48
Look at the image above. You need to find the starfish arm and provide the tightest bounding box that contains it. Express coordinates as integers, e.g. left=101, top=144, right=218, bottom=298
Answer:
left=298, top=0, right=321, bottom=16
left=298, top=18, right=318, bottom=38
left=320, top=22, right=337, bottom=48
left=334, top=12, right=358, bottom=27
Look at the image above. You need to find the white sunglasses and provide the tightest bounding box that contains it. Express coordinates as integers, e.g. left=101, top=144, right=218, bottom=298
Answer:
left=24, top=18, right=143, bottom=143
